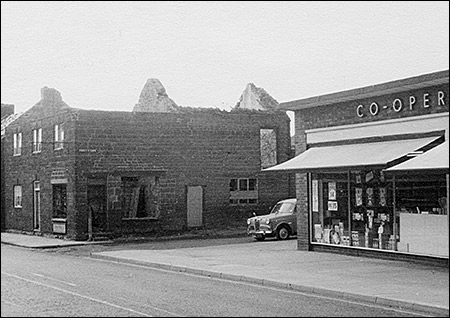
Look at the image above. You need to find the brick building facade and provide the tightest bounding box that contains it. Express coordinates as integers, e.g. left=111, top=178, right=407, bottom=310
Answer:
left=268, top=70, right=449, bottom=262
left=1, top=103, right=17, bottom=232
left=2, top=87, right=293, bottom=240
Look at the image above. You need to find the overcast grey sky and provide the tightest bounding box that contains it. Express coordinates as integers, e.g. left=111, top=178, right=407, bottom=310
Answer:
left=1, top=1, right=449, bottom=124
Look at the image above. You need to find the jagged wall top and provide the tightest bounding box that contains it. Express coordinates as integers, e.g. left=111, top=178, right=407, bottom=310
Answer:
left=133, top=78, right=179, bottom=113
left=233, top=83, right=279, bottom=111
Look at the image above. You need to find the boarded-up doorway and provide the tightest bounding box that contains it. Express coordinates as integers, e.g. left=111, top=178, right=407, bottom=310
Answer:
left=187, top=186, right=203, bottom=228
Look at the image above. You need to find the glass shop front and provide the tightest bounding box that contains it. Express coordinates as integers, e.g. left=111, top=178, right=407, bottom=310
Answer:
left=310, top=169, right=448, bottom=257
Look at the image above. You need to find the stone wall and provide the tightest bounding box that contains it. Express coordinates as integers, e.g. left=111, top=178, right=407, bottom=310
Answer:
left=3, top=106, right=77, bottom=236
left=74, top=108, right=293, bottom=235
left=3, top=96, right=293, bottom=239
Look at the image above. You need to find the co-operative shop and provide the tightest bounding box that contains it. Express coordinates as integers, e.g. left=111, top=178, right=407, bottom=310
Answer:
left=267, top=70, right=449, bottom=263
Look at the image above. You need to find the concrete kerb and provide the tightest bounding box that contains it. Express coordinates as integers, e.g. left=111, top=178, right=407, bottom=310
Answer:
left=201, top=270, right=222, bottom=279
left=218, top=272, right=244, bottom=282
left=262, top=279, right=290, bottom=290
left=410, top=303, right=450, bottom=317
left=89, top=253, right=449, bottom=317
left=90, top=253, right=173, bottom=272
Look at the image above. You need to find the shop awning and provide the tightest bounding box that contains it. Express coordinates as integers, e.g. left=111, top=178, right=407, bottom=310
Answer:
left=385, top=141, right=448, bottom=171
left=263, top=136, right=441, bottom=172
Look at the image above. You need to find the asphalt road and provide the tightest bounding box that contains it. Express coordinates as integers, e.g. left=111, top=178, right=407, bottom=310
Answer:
left=1, top=241, right=428, bottom=317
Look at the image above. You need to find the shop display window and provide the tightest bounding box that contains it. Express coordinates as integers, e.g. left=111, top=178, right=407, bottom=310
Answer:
left=349, top=170, right=394, bottom=250
left=395, top=173, right=447, bottom=215
left=311, top=172, right=351, bottom=246
left=311, top=170, right=394, bottom=249
left=310, top=169, right=448, bottom=257
left=394, top=173, right=448, bottom=256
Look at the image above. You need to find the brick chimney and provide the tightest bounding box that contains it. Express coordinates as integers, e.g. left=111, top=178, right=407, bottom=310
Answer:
left=41, top=87, right=62, bottom=103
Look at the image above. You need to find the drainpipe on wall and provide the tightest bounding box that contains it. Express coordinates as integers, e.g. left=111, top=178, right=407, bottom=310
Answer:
left=447, top=173, right=449, bottom=246
left=88, top=207, right=93, bottom=241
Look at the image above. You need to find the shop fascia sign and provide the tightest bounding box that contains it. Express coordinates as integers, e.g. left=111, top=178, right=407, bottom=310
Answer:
left=356, top=90, right=446, bottom=118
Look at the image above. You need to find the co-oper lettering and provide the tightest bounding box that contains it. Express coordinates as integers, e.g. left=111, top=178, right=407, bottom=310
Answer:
left=356, top=91, right=446, bottom=118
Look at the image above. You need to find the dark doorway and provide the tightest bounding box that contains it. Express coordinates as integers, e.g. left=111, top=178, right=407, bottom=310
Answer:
left=87, top=184, right=107, bottom=233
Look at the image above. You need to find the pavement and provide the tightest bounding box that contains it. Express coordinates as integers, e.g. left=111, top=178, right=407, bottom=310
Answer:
left=1, top=231, right=449, bottom=317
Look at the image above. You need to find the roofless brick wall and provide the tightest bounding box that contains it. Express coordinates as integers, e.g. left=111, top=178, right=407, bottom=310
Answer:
left=3, top=83, right=293, bottom=240
left=73, top=108, right=292, bottom=235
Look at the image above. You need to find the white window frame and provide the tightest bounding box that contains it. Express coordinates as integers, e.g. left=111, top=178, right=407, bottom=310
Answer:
left=33, top=128, right=42, bottom=153
left=33, top=181, right=41, bottom=230
left=14, top=185, right=22, bottom=208
left=229, top=178, right=258, bottom=205
left=13, top=132, right=22, bottom=156
left=54, top=124, right=64, bottom=150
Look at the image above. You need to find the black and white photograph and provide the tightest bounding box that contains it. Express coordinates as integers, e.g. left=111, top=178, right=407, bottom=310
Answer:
left=1, top=1, right=449, bottom=317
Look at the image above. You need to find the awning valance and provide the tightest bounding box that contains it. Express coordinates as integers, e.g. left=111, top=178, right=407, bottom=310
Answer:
left=385, top=141, right=448, bottom=172
left=263, top=136, right=441, bottom=172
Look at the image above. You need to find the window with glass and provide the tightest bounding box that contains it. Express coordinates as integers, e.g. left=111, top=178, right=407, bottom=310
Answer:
left=311, top=172, right=351, bottom=245
left=13, top=185, right=22, bottom=208
left=13, top=132, right=22, bottom=156
left=54, top=124, right=64, bottom=150
left=52, top=184, right=67, bottom=218
left=311, top=170, right=394, bottom=248
left=310, top=169, right=448, bottom=257
left=229, top=178, right=258, bottom=205
left=349, top=170, right=393, bottom=249
left=33, top=128, right=42, bottom=153
left=393, top=172, right=447, bottom=257
left=271, top=200, right=296, bottom=215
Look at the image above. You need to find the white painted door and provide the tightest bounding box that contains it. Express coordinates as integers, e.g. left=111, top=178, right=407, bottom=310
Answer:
left=187, top=186, right=203, bottom=227
left=33, top=181, right=41, bottom=231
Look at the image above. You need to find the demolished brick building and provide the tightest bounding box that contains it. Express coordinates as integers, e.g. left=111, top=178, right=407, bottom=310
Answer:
left=2, top=81, right=293, bottom=240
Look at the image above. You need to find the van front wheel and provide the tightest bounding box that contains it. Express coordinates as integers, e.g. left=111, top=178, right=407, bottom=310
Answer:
left=276, top=226, right=290, bottom=240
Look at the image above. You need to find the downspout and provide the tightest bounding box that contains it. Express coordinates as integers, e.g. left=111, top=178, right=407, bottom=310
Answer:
left=392, top=174, right=397, bottom=251
left=447, top=173, right=449, bottom=248
left=87, top=178, right=92, bottom=241
left=347, top=170, right=352, bottom=246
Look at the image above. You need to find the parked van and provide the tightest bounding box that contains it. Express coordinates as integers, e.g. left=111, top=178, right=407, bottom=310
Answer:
left=246, top=198, right=297, bottom=241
